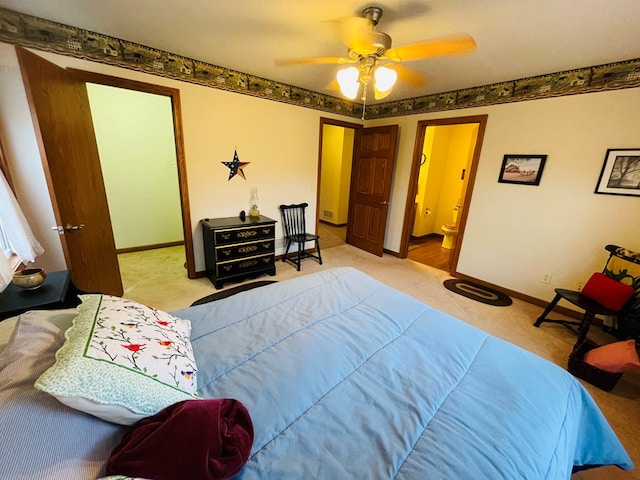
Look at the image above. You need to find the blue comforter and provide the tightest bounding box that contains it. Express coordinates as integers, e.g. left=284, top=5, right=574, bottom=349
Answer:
left=173, top=267, right=633, bottom=479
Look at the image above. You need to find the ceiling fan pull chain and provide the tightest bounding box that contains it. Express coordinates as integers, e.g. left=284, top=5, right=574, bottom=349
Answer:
left=361, top=88, right=367, bottom=120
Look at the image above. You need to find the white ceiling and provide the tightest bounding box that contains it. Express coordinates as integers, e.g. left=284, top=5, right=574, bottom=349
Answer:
left=2, top=0, right=640, bottom=103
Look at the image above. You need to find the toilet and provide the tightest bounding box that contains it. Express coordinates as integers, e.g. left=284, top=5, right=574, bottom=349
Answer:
left=441, top=222, right=458, bottom=249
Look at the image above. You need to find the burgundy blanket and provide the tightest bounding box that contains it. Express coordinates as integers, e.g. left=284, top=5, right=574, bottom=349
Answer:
left=106, top=398, right=254, bottom=480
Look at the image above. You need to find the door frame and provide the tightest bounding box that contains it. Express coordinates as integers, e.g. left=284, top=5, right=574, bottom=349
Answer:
left=70, top=69, right=195, bottom=279
left=399, top=115, right=488, bottom=273
left=316, top=117, right=362, bottom=236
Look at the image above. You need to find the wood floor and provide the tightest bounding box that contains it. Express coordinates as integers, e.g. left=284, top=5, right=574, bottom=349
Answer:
left=318, top=224, right=452, bottom=272
left=408, top=235, right=452, bottom=272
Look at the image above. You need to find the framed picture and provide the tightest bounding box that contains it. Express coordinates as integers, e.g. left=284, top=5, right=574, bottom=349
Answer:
left=595, top=148, right=640, bottom=196
left=498, top=154, right=547, bottom=186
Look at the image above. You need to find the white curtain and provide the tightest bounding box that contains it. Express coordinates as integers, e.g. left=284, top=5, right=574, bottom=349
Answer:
left=0, top=249, right=12, bottom=293
left=0, top=169, right=44, bottom=265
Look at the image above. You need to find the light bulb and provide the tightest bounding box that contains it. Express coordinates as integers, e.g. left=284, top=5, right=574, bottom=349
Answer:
left=374, top=66, right=397, bottom=99
left=337, top=67, right=360, bottom=100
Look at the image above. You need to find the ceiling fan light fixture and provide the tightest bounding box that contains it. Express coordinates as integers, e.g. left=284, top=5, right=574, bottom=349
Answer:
left=337, top=66, right=361, bottom=99
left=374, top=66, right=397, bottom=94
left=276, top=6, right=474, bottom=105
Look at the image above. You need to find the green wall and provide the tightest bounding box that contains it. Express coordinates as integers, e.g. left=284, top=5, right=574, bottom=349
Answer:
left=86, top=84, right=183, bottom=250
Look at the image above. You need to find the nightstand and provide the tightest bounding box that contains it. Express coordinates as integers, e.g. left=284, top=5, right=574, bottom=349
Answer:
left=0, top=270, right=80, bottom=321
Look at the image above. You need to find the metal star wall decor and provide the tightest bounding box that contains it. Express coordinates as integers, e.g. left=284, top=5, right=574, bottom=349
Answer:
left=221, top=149, right=250, bottom=181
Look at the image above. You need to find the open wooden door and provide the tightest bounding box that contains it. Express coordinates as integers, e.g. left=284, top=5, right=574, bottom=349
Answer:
left=17, top=47, right=123, bottom=295
left=346, top=125, right=398, bottom=256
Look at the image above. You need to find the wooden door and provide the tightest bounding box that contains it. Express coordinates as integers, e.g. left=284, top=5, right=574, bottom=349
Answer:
left=17, top=47, right=123, bottom=295
left=346, top=125, right=398, bottom=256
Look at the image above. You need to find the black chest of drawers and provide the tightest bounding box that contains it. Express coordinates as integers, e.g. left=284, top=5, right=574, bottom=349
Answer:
left=201, top=216, right=277, bottom=289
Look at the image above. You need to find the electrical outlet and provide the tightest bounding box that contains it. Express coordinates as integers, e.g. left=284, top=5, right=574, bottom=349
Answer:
left=541, top=273, right=552, bottom=284
left=575, top=281, right=584, bottom=292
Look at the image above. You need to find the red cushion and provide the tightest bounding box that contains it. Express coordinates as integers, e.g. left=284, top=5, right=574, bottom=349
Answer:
left=106, top=398, right=254, bottom=480
left=581, top=272, right=634, bottom=311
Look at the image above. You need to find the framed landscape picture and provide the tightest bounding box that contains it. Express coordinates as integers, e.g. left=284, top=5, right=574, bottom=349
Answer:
left=498, top=154, right=547, bottom=186
left=595, top=148, right=640, bottom=197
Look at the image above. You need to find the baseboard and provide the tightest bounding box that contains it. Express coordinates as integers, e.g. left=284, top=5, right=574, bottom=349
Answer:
left=117, top=241, right=184, bottom=254
left=410, top=233, right=443, bottom=242
left=319, top=219, right=347, bottom=227
left=452, top=272, right=585, bottom=322
left=192, top=246, right=587, bottom=323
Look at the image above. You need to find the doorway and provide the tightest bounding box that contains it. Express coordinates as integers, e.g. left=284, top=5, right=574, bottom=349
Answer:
left=317, top=118, right=361, bottom=251
left=85, top=83, right=186, bottom=293
left=400, top=115, right=488, bottom=273
left=18, top=48, right=193, bottom=295
left=70, top=69, right=195, bottom=281
left=317, top=119, right=399, bottom=257
left=86, top=84, right=183, bottom=252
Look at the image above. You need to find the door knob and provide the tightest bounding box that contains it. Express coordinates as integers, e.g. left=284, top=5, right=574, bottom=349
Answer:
left=379, top=201, right=390, bottom=206
left=52, top=223, right=85, bottom=234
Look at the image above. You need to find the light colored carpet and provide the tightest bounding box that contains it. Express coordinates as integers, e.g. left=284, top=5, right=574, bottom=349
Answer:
left=318, top=222, right=346, bottom=250
left=118, top=244, right=639, bottom=480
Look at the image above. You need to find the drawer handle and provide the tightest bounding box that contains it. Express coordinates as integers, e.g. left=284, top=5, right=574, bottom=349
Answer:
left=221, top=249, right=232, bottom=256
left=239, top=245, right=258, bottom=254
left=262, top=257, right=272, bottom=264
left=221, top=233, right=231, bottom=240
left=262, top=242, right=271, bottom=248
left=239, top=260, right=258, bottom=268
left=262, top=228, right=272, bottom=234
left=238, top=230, right=258, bottom=239
left=222, top=265, right=233, bottom=272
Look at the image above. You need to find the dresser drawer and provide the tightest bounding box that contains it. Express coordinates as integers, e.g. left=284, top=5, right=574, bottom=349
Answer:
left=214, top=224, right=275, bottom=246
left=201, top=216, right=276, bottom=289
left=215, top=253, right=275, bottom=278
left=215, top=239, right=274, bottom=262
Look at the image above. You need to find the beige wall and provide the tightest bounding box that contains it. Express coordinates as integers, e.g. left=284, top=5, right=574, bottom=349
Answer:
left=320, top=125, right=354, bottom=225
left=434, top=125, right=477, bottom=230
left=319, top=125, right=343, bottom=224
left=337, top=128, right=354, bottom=224
left=413, top=124, right=477, bottom=237
left=2, top=41, right=640, bottom=308
left=0, top=42, right=359, bottom=274
left=369, top=88, right=640, bottom=303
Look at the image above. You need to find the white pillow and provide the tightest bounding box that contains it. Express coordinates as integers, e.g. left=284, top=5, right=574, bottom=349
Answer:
left=35, top=295, right=198, bottom=425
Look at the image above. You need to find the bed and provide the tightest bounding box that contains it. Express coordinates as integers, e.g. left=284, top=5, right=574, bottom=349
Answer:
left=0, top=267, right=633, bottom=479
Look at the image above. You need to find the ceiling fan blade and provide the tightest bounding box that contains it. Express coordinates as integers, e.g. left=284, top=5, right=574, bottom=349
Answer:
left=274, top=56, right=352, bottom=67
left=386, top=34, right=476, bottom=62
left=392, top=64, right=427, bottom=87
left=336, top=16, right=374, bottom=49
left=374, top=85, right=392, bottom=101
left=325, top=78, right=340, bottom=92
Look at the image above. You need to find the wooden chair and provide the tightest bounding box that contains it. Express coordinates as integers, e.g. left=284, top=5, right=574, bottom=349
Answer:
left=534, top=244, right=640, bottom=345
left=279, top=203, right=323, bottom=271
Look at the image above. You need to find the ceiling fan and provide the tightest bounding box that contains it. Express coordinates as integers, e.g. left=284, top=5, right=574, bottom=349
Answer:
left=275, top=6, right=476, bottom=105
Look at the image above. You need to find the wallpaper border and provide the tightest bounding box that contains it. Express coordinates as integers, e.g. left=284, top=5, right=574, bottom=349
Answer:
left=1, top=6, right=639, bottom=120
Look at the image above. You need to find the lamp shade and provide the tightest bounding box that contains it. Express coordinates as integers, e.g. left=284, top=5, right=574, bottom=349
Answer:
left=337, top=67, right=360, bottom=100
left=373, top=66, right=397, bottom=99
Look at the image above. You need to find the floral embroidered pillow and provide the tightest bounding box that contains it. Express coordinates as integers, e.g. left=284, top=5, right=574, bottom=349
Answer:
left=35, top=295, right=198, bottom=425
